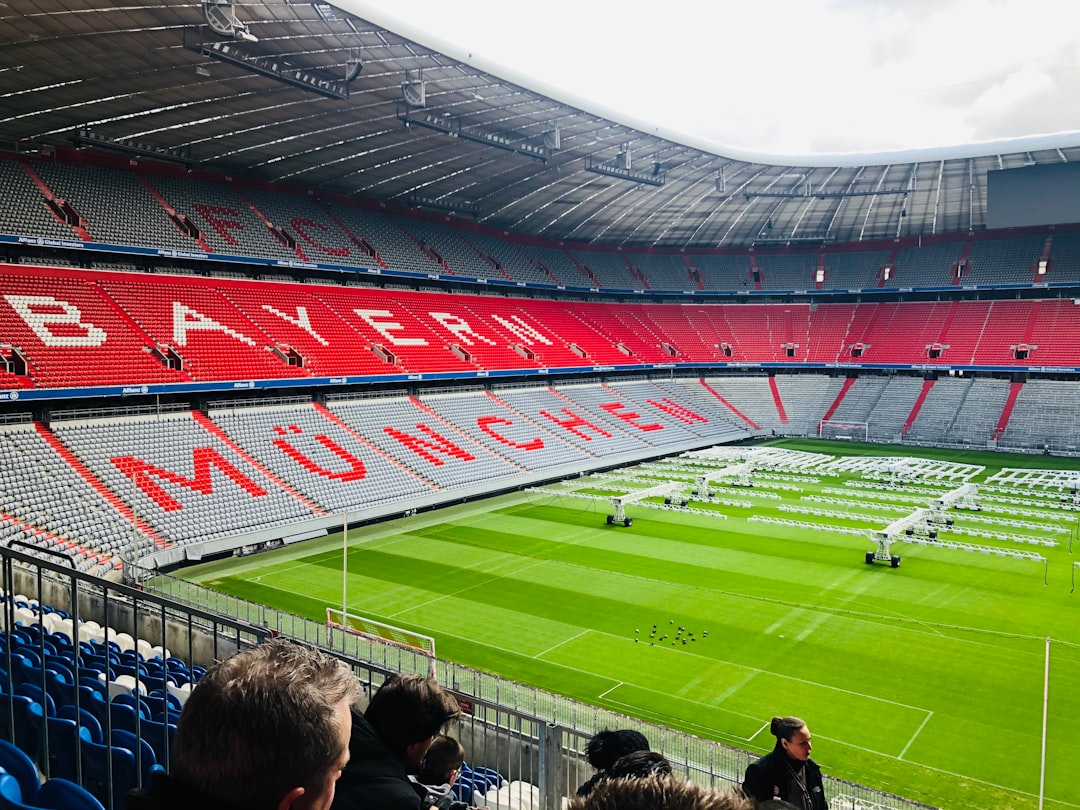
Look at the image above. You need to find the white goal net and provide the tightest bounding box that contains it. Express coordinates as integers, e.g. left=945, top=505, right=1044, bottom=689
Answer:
left=326, top=608, right=437, bottom=677
left=817, top=419, right=869, bottom=442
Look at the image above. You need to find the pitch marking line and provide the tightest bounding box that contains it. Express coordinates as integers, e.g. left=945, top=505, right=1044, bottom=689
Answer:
left=597, top=681, right=623, bottom=700
left=534, top=630, right=588, bottom=660
left=747, top=721, right=770, bottom=743
left=211, top=581, right=1072, bottom=807
left=898, top=710, right=933, bottom=760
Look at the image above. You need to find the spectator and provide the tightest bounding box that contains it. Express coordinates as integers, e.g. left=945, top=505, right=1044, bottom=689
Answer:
left=332, top=673, right=461, bottom=810
left=411, top=735, right=476, bottom=810
left=567, top=773, right=771, bottom=810
left=741, top=716, right=827, bottom=810
left=607, top=751, right=673, bottom=781
left=129, top=639, right=361, bottom=810
left=576, top=729, right=651, bottom=797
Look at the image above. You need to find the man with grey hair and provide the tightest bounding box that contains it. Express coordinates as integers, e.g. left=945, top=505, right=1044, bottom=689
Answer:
left=129, top=638, right=361, bottom=810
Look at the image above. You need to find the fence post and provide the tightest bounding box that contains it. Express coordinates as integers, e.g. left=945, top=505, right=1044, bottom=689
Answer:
left=539, top=721, right=561, bottom=810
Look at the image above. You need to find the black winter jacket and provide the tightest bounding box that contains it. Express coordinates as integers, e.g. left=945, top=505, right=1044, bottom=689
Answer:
left=742, top=746, right=827, bottom=810
left=331, top=711, right=423, bottom=810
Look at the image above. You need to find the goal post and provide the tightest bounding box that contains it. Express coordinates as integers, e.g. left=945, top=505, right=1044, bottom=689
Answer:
left=326, top=608, right=437, bottom=677
left=817, top=419, right=869, bottom=442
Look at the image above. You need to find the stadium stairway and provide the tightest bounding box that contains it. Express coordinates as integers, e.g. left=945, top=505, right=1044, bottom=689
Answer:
left=697, top=379, right=761, bottom=430
left=899, top=379, right=935, bottom=438
left=820, top=377, right=857, bottom=424
left=768, top=377, right=789, bottom=426
left=993, top=381, right=1025, bottom=441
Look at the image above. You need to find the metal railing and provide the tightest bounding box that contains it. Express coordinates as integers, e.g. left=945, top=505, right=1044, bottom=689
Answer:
left=141, top=563, right=936, bottom=810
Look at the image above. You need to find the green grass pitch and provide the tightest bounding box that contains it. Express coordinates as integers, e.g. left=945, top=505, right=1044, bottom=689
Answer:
left=178, top=439, right=1080, bottom=810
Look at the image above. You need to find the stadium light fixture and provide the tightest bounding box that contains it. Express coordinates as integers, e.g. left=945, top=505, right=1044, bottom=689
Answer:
left=406, top=194, right=480, bottom=219
left=398, top=109, right=550, bottom=164
left=72, top=126, right=194, bottom=167
left=585, top=151, right=666, bottom=187
left=198, top=41, right=353, bottom=100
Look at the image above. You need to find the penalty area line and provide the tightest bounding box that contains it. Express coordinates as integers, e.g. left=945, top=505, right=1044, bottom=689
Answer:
left=598, top=682, right=623, bottom=700
left=747, top=721, right=770, bottom=743
left=898, top=710, right=933, bottom=760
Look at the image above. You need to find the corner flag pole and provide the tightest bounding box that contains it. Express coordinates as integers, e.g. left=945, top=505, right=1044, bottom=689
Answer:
left=1038, top=636, right=1049, bottom=810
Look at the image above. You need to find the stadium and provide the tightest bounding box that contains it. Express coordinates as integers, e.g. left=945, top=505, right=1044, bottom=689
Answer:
left=0, top=1, right=1078, bottom=809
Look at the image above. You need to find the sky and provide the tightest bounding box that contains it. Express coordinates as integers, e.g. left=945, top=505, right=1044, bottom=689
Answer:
left=348, top=0, right=1080, bottom=158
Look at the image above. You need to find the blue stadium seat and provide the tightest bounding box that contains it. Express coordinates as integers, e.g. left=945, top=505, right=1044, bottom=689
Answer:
left=0, top=771, right=38, bottom=810
left=0, top=739, right=41, bottom=803
left=35, top=779, right=106, bottom=810
left=40, top=716, right=89, bottom=782
left=78, top=736, right=135, bottom=810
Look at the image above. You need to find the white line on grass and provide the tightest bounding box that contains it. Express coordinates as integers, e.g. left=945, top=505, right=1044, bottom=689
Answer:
left=898, top=711, right=933, bottom=760
left=534, top=630, right=588, bottom=660
left=597, top=681, right=623, bottom=700
left=817, top=729, right=1079, bottom=806
left=747, top=721, right=770, bottom=743
left=233, top=577, right=1077, bottom=807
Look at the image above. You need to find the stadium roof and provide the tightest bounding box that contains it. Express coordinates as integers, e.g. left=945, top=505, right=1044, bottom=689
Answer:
left=4, top=0, right=1080, bottom=248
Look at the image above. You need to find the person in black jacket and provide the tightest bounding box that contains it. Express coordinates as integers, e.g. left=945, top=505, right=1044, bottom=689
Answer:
left=742, top=716, right=827, bottom=810
left=332, top=673, right=461, bottom=810
left=128, top=639, right=361, bottom=810
left=575, top=729, right=651, bottom=797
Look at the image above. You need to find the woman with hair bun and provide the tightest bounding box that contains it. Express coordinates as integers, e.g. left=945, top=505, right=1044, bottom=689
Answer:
left=741, top=716, right=827, bottom=810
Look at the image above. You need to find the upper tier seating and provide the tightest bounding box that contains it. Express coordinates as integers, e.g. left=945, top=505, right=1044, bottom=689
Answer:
left=34, top=164, right=193, bottom=252
left=963, top=236, right=1043, bottom=285
left=456, top=231, right=553, bottom=285
left=821, top=250, right=891, bottom=290
left=627, top=253, right=696, bottom=291
left=391, top=217, right=503, bottom=281
left=318, top=202, right=437, bottom=275
left=513, top=245, right=589, bottom=286
left=892, top=242, right=965, bottom=286
left=567, top=250, right=635, bottom=289
left=1046, top=232, right=1080, bottom=283
left=147, top=176, right=298, bottom=261
left=0, top=155, right=1071, bottom=296
left=755, top=254, right=816, bottom=290
left=688, top=254, right=752, bottom=290
left=0, top=161, right=76, bottom=241
left=240, top=188, right=371, bottom=268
